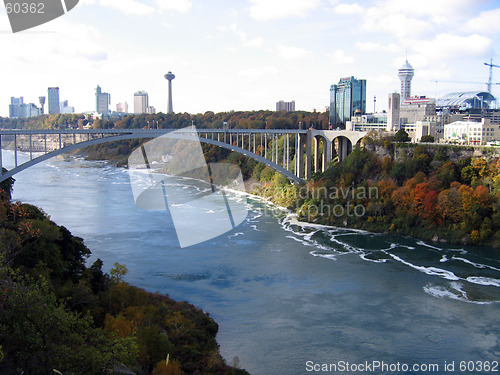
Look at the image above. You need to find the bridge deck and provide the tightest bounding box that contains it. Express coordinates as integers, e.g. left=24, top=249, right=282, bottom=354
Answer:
left=0, top=128, right=366, bottom=183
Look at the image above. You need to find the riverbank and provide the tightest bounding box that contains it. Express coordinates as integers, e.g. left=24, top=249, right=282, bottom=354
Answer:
left=0, top=167, right=249, bottom=375
left=251, top=146, right=500, bottom=249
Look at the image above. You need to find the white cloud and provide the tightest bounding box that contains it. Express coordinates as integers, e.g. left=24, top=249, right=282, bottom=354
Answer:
left=466, top=8, right=500, bottom=34
left=155, top=0, right=192, bottom=14
left=248, top=0, right=321, bottom=21
left=217, top=23, right=264, bottom=48
left=377, top=0, right=481, bottom=20
left=328, top=50, right=354, bottom=64
left=277, top=44, right=313, bottom=59
left=413, top=33, right=493, bottom=63
left=360, top=0, right=488, bottom=39
left=332, top=3, right=363, bottom=15
left=244, top=37, right=265, bottom=48
left=355, top=41, right=400, bottom=53
left=0, top=18, right=107, bottom=65
left=80, top=0, right=192, bottom=15
left=417, top=66, right=453, bottom=81
left=372, top=74, right=397, bottom=85
left=363, top=11, right=433, bottom=39
left=0, top=17, right=109, bottom=113
left=98, top=0, right=155, bottom=16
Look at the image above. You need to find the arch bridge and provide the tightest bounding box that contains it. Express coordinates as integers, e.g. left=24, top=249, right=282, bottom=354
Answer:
left=0, top=128, right=366, bottom=184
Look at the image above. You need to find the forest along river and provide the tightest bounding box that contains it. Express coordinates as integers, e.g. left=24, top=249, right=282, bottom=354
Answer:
left=4, top=150, right=500, bottom=375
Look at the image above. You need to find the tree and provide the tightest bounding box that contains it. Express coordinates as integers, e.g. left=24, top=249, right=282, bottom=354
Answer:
left=438, top=187, right=463, bottom=225
left=110, top=262, right=128, bottom=284
left=165, top=311, right=195, bottom=342
left=153, top=358, right=183, bottom=375
left=0, top=169, right=15, bottom=201
left=420, top=135, right=434, bottom=143
left=437, top=161, right=457, bottom=188
left=461, top=165, right=478, bottom=185
left=394, top=129, right=411, bottom=142
left=0, top=278, right=137, bottom=374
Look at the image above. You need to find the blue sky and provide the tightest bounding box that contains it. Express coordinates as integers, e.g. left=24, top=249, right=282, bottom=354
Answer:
left=1, top=0, right=500, bottom=116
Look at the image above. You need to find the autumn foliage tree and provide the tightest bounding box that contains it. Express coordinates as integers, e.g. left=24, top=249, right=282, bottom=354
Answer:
left=294, top=141, right=500, bottom=246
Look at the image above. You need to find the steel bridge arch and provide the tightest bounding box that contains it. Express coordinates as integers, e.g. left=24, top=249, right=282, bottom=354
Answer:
left=0, top=131, right=303, bottom=184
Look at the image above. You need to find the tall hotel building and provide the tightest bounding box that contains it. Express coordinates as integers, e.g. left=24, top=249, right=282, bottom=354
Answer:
left=276, top=100, right=296, bottom=111
left=134, top=91, right=149, bottom=114
left=330, top=76, right=366, bottom=128
left=9, top=97, right=23, bottom=118
left=116, top=102, right=129, bottom=113
left=48, top=87, right=60, bottom=115
left=96, top=85, right=111, bottom=114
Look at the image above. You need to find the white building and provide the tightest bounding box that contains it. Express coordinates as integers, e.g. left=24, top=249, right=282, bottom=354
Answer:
left=346, top=113, right=388, bottom=132
left=134, top=91, right=149, bottom=114
left=443, top=119, right=500, bottom=145
left=402, top=121, right=438, bottom=142
left=60, top=100, right=75, bottom=114
left=117, top=102, right=129, bottom=113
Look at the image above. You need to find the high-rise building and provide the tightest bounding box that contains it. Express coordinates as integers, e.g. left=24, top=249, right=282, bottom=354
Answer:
left=134, top=91, right=149, bottom=114
left=276, top=100, right=295, bottom=111
left=48, top=87, right=60, bottom=115
left=146, top=106, right=156, bottom=114
left=329, top=76, right=366, bottom=128
left=96, top=85, right=111, bottom=114
left=398, top=60, right=414, bottom=100
left=9, top=97, right=23, bottom=118
left=117, top=102, right=129, bottom=113
left=60, top=100, right=75, bottom=114
left=20, top=103, right=41, bottom=118
left=387, top=93, right=400, bottom=131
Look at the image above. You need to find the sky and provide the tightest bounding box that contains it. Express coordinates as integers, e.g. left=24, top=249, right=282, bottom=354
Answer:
left=0, top=0, right=500, bottom=117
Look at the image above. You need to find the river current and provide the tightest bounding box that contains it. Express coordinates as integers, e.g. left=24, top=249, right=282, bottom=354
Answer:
left=3, top=150, right=500, bottom=375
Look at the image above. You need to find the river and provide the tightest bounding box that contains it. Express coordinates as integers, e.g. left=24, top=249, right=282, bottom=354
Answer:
left=3, top=150, right=500, bottom=375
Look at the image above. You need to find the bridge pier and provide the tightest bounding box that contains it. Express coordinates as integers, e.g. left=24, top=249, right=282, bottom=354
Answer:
left=271, top=134, right=275, bottom=163
left=0, top=135, right=2, bottom=174
left=286, top=134, right=290, bottom=170
left=264, top=134, right=267, bottom=159
left=313, top=137, right=320, bottom=173
left=337, top=137, right=351, bottom=161
left=275, top=134, right=278, bottom=164
left=297, top=130, right=313, bottom=179
left=297, top=134, right=305, bottom=178
left=14, top=134, right=17, bottom=168
left=323, top=139, right=332, bottom=172
left=306, top=130, right=312, bottom=179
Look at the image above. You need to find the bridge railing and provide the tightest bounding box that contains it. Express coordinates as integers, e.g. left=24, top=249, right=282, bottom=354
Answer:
left=0, top=128, right=366, bottom=182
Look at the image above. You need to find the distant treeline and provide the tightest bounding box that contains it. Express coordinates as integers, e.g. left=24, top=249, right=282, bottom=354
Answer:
left=0, top=110, right=329, bottom=130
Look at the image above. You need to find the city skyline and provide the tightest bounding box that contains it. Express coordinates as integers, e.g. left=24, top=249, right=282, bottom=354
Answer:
left=0, top=0, right=500, bottom=117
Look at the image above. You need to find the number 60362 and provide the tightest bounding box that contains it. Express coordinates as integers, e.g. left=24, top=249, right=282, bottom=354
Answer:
left=5, top=3, right=45, bottom=14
